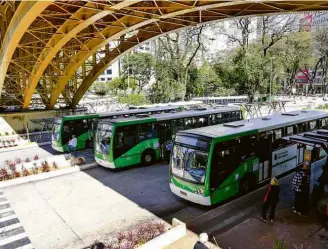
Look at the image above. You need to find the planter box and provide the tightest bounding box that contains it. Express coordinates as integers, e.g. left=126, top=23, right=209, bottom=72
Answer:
left=15, top=154, right=70, bottom=171
left=138, top=218, right=186, bottom=249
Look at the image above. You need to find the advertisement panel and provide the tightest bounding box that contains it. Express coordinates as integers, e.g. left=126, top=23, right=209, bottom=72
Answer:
left=272, top=144, right=298, bottom=166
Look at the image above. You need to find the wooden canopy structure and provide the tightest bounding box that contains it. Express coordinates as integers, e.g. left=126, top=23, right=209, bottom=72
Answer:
left=1, top=1, right=328, bottom=109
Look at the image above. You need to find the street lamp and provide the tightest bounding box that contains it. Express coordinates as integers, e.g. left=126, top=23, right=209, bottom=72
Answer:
left=270, top=57, right=275, bottom=101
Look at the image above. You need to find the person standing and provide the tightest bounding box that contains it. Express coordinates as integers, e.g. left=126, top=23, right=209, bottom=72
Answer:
left=292, top=163, right=310, bottom=215
left=68, top=135, right=77, bottom=157
left=262, top=177, right=280, bottom=222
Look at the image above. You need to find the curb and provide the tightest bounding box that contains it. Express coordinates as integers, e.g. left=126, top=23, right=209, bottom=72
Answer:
left=187, top=173, right=293, bottom=228
left=0, top=162, right=98, bottom=189
left=38, top=141, right=51, bottom=146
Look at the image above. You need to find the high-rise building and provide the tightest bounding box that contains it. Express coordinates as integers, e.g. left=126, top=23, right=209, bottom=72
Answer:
left=96, top=42, right=152, bottom=82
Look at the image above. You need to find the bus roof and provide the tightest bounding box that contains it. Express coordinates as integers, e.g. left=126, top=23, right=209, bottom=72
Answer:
left=62, top=113, right=99, bottom=121
left=178, top=110, right=328, bottom=141
left=98, top=106, right=181, bottom=118
left=61, top=106, right=182, bottom=120
left=193, top=96, right=248, bottom=100
left=99, top=106, right=240, bottom=125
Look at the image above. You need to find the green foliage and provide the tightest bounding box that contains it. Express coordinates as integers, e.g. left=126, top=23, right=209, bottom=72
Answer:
left=273, top=239, right=287, bottom=249
left=316, top=104, right=328, bottom=110
left=118, top=93, right=148, bottom=106
left=121, top=53, right=154, bottom=93
left=92, top=81, right=108, bottom=96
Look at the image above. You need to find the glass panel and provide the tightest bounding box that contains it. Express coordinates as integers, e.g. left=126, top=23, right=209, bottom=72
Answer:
left=274, top=129, right=282, bottom=140
left=171, top=144, right=208, bottom=184
left=138, top=123, right=157, bottom=141
left=52, top=119, right=61, bottom=142
left=310, top=121, right=316, bottom=130
left=95, top=123, right=112, bottom=154
left=287, top=126, right=293, bottom=135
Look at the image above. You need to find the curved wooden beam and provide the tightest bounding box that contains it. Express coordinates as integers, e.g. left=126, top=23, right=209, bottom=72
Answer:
left=49, top=0, right=251, bottom=108
left=0, top=1, right=53, bottom=99
left=22, top=0, right=140, bottom=109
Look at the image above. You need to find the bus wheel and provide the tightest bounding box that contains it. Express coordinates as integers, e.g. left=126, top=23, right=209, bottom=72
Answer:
left=142, top=150, right=155, bottom=166
left=240, top=175, right=256, bottom=195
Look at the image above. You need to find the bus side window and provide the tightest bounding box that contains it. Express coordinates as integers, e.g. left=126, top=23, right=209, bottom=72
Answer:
left=157, top=122, right=172, bottom=143
left=286, top=126, right=293, bottom=136
left=210, top=142, right=238, bottom=189
left=172, top=119, right=184, bottom=134
left=184, top=117, right=193, bottom=129
left=215, top=113, right=222, bottom=124
left=138, top=123, right=157, bottom=141
left=209, top=114, right=216, bottom=125
left=309, top=121, right=316, bottom=130
left=114, top=126, right=137, bottom=150
left=195, top=117, right=206, bottom=128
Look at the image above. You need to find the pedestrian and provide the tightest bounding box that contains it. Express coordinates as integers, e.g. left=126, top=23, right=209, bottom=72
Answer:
left=68, top=135, right=77, bottom=157
left=262, top=177, right=280, bottom=222
left=292, top=162, right=310, bottom=215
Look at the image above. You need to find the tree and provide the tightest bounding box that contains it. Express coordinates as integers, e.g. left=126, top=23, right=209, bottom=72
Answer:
left=275, top=32, right=312, bottom=94
left=260, top=15, right=296, bottom=56
left=149, top=60, right=185, bottom=103
left=119, top=93, right=148, bottom=106
left=154, top=25, right=207, bottom=100
left=91, top=81, right=109, bottom=96
left=121, top=53, right=154, bottom=93
left=107, top=77, right=136, bottom=95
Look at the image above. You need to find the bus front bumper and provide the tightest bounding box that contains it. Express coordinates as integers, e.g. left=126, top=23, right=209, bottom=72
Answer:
left=52, top=143, right=64, bottom=152
left=95, top=157, right=115, bottom=169
left=169, top=183, right=211, bottom=206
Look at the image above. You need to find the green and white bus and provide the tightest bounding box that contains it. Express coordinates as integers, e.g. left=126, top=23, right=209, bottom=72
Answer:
left=52, top=106, right=181, bottom=152
left=169, top=110, right=328, bottom=206
left=94, top=107, right=242, bottom=169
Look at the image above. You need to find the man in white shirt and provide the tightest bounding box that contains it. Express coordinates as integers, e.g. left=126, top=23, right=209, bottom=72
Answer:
left=68, top=135, right=77, bottom=157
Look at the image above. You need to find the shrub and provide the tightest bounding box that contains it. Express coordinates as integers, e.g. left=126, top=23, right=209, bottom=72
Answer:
left=21, top=165, right=29, bottom=177
left=274, top=239, right=287, bottom=249
left=4, top=132, right=9, bottom=136
left=94, top=221, right=166, bottom=249
left=32, top=163, right=39, bottom=175
left=25, top=157, right=30, bottom=163
left=8, top=161, right=16, bottom=171
left=40, top=160, right=50, bottom=172
left=0, top=168, right=10, bottom=181
left=34, top=155, right=39, bottom=161
left=11, top=131, right=15, bottom=135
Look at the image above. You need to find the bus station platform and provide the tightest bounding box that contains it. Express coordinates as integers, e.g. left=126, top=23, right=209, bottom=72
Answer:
left=186, top=172, right=327, bottom=249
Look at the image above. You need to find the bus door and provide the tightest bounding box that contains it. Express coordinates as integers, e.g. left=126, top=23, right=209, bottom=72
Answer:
left=157, top=121, right=172, bottom=145
left=257, top=133, right=271, bottom=182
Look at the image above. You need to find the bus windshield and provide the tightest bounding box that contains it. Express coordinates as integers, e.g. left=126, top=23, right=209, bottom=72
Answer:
left=171, top=143, right=208, bottom=184
left=95, top=123, right=112, bottom=155
left=52, top=119, right=62, bottom=142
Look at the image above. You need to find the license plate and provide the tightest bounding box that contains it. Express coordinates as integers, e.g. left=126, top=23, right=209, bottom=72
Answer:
left=180, top=191, right=187, bottom=196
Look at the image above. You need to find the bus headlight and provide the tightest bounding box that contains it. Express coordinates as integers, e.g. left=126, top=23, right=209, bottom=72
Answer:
left=196, top=188, right=204, bottom=195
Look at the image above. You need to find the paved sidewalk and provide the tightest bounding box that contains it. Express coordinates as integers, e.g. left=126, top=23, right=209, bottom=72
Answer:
left=0, top=190, right=34, bottom=249
left=187, top=172, right=328, bottom=249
